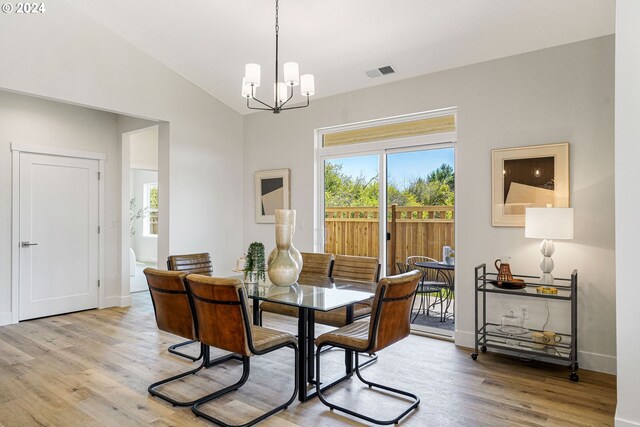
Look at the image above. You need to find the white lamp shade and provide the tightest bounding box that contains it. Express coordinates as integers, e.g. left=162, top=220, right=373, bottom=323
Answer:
left=245, top=63, right=261, bottom=87
left=283, top=62, right=300, bottom=86
left=525, top=207, right=574, bottom=240
left=274, top=82, right=287, bottom=103
left=300, top=74, right=315, bottom=96
left=241, top=78, right=252, bottom=98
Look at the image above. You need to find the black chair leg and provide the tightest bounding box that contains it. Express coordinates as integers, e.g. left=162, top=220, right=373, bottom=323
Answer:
left=316, top=346, right=420, bottom=426
left=168, top=339, right=203, bottom=362
left=149, top=344, right=212, bottom=406
left=192, top=344, right=298, bottom=427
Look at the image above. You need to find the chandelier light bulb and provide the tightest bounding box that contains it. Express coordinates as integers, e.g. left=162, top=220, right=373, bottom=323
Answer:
left=245, top=63, right=261, bottom=87
left=274, top=82, right=288, bottom=103
left=300, top=74, right=315, bottom=96
left=241, top=78, right=252, bottom=98
left=283, top=62, right=300, bottom=86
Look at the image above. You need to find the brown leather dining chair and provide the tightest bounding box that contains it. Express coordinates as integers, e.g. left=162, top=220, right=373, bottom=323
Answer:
left=315, top=269, right=422, bottom=425
left=166, top=253, right=213, bottom=361
left=259, top=252, right=334, bottom=324
left=315, top=254, right=380, bottom=328
left=186, top=274, right=298, bottom=427
left=144, top=268, right=216, bottom=406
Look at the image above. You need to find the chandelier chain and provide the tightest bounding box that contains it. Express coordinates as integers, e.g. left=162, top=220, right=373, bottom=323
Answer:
left=275, top=0, right=279, bottom=36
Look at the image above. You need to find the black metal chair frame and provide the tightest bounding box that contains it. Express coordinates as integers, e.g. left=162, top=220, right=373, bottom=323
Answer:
left=166, top=257, right=206, bottom=362
left=190, top=287, right=299, bottom=427
left=315, top=286, right=420, bottom=425
left=146, top=282, right=241, bottom=407
left=148, top=344, right=242, bottom=406
left=167, top=338, right=202, bottom=361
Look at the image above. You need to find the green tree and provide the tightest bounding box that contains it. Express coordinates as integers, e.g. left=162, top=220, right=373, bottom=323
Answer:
left=324, top=161, right=454, bottom=208
left=427, top=163, right=455, bottom=190
left=150, top=186, right=159, bottom=209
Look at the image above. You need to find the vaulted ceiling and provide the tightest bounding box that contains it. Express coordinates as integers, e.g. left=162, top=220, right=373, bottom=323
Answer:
left=66, top=0, right=615, bottom=114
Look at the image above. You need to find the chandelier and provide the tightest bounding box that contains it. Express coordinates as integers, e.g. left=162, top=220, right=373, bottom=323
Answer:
left=241, top=0, right=315, bottom=114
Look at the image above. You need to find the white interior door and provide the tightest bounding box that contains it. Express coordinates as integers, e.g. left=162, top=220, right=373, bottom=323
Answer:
left=19, top=153, right=100, bottom=320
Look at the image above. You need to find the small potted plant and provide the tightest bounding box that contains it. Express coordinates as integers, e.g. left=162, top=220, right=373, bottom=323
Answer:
left=243, top=242, right=266, bottom=283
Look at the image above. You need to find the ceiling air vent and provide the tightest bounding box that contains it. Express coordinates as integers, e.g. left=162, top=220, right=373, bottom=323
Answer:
left=366, top=65, right=396, bottom=78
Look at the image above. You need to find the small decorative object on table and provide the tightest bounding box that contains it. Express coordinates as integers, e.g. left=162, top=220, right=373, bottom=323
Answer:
left=446, top=249, right=455, bottom=266
left=442, top=246, right=452, bottom=264
left=243, top=242, right=266, bottom=284
left=495, top=257, right=513, bottom=281
left=490, top=257, right=526, bottom=289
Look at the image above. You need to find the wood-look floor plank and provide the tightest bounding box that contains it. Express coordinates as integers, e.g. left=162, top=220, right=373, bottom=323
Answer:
left=0, top=291, right=616, bottom=427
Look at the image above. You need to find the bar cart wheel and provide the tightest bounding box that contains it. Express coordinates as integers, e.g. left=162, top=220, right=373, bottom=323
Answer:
left=481, top=346, right=487, bottom=353
left=471, top=353, right=478, bottom=360
left=569, top=372, right=579, bottom=382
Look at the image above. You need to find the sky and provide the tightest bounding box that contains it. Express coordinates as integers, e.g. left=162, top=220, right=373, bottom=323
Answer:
left=327, top=147, right=454, bottom=190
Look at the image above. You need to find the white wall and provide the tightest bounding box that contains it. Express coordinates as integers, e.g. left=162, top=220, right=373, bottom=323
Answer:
left=0, top=0, right=244, bottom=319
left=615, top=0, right=640, bottom=425
left=0, top=90, right=122, bottom=315
left=244, top=36, right=615, bottom=373
left=130, top=126, right=158, bottom=171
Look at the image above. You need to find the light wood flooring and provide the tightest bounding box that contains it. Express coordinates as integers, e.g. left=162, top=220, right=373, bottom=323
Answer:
left=0, top=292, right=616, bottom=426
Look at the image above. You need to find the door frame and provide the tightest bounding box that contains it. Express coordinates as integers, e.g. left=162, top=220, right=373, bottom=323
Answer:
left=314, top=108, right=458, bottom=277
left=10, top=143, right=106, bottom=324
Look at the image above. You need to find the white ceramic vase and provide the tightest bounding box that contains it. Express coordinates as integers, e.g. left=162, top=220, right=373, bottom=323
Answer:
left=268, top=209, right=303, bottom=275
left=268, top=224, right=299, bottom=286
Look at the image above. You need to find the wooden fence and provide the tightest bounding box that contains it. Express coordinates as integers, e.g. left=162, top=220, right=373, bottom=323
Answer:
left=324, top=205, right=455, bottom=274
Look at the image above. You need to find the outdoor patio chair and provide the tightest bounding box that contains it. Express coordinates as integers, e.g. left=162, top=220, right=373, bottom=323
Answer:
left=315, top=270, right=422, bottom=425
left=406, top=255, right=446, bottom=319
left=166, top=252, right=213, bottom=361
left=186, top=274, right=298, bottom=427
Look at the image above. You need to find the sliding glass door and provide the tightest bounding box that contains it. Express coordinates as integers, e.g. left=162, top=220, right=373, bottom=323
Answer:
left=323, top=154, right=382, bottom=259
left=319, top=146, right=455, bottom=336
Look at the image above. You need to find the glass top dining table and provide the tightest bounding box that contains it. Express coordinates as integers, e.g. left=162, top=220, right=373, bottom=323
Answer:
left=243, top=273, right=376, bottom=312
left=236, top=272, right=376, bottom=402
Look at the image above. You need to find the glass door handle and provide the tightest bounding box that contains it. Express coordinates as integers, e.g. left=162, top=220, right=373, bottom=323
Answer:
left=21, top=241, right=38, bottom=247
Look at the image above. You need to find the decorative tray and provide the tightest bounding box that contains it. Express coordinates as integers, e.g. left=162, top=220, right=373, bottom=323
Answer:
left=495, top=325, right=529, bottom=335
left=488, top=278, right=526, bottom=289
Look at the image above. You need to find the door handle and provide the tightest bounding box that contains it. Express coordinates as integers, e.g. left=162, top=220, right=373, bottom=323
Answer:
left=21, top=241, right=38, bottom=247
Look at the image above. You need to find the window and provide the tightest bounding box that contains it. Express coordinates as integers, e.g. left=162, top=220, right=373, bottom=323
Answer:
left=143, top=183, right=158, bottom=237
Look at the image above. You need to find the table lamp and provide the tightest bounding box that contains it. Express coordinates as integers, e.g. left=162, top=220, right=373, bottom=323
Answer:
left=525, top=207, right=574, bottom=285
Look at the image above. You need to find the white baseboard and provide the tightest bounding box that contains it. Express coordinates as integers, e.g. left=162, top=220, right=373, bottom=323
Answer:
left=0, top=312, right=12, bottom=326
left=454, top=329, right=616, bottom=374
left=454, top=330, right=475, bottom=348
left=103, top=295, right=132, bottom=308
left=120, top=295, right=132, bottom=307
left=616, top=413, right=640, bottom=427
left=578, top=350, right=616, bottom=375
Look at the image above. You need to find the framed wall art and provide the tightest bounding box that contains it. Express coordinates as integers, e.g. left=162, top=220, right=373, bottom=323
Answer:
left=255, top=168, right=290, bottom=223
left=492, top=142, right=569, bottom=227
